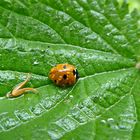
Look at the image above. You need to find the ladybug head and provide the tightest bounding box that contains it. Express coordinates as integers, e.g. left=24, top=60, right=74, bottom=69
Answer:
left=73, top=69, right=79, bottom=80
left=76, top=69, right=79, bottom=79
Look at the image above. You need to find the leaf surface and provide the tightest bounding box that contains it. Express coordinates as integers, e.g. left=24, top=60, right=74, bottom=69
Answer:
left=0, top=0, right=140, bottom=140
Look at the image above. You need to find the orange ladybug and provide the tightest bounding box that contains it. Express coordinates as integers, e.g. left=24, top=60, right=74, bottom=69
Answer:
left=49, top=63, right=79, bottom=86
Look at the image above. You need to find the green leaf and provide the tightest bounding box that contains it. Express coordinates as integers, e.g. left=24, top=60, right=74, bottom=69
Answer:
left=0, top=0, right=140, bottom=140
left=118, top=0, right=140, bottom=12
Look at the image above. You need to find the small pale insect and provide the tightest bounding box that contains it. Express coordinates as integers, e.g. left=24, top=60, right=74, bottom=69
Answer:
left=49, top=63, right=79, bottom=86
left=6, top=74, right=36, bottom=98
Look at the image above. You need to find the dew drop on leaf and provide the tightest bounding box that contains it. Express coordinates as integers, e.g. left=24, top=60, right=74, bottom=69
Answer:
left=33, top=60, right=40, bottom=65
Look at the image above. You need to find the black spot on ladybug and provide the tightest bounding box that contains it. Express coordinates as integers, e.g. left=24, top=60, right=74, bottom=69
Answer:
left=63, top=74, right=67, bottom=79
left=54, top=80, right=57, bottom=83
left=63, top=65, right=67, bottom=69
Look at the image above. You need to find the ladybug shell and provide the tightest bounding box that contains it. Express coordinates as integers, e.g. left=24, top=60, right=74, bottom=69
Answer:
left=49, top=64, right=79, bottom=86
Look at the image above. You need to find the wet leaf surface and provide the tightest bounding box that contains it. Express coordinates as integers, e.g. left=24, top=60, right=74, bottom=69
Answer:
left=0, top=0, right=140, bottom=140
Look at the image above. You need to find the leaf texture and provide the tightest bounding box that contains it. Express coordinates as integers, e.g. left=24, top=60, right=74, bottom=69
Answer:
left=0, top=0, right=140, bottom=140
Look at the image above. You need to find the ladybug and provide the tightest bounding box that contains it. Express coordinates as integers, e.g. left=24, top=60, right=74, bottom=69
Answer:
left=49, top=63, right=79, bottom=86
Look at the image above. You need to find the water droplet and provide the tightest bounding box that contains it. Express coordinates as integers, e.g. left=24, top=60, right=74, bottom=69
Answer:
left=100, top=119, right=106, bottom=124
left=41, top=49, right=45, bottom=53
left=86, top=40, right=90, bottom=43
left=107, top=118, right=114, bottom=122
left=33, top=60, right=40, bottom=65
left=107, top=32, right=111, bottom=36
left=69, top=95, right=73, bottom=99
